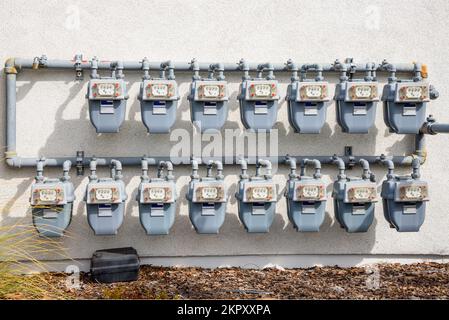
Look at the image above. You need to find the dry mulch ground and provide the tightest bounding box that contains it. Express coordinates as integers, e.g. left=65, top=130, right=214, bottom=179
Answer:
left=41, top=262, right=449, bottom=300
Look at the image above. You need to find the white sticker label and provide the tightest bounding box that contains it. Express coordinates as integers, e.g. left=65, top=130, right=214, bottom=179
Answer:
left=252, top=204, right=266, bottom=215
left=302, top=204, right=316, bottom=214
left=403, top=106, right=417, bottom=116
left=352, top=205, right=366, bottom=215
left=304, top=105, right=318, bottom=116
left=353, top=105, right=367, bottom=115
left=150, top=205, right=165, bottom=217
left=98, top=205, right=113, bottom=217
left=43, top=209, right=58, bottom=219
left=153, top=104, right=167, bottom=115
left=403, top=205, right=417, bottom=215
left=201, top=204, right=216, bottom=216
left=254, top=104, right=268, bottom=114
left=203, top=104, right=217, bottom=115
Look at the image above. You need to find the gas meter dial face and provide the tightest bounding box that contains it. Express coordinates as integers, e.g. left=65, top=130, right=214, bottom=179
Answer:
left=296, top=184, right=325, bottom=201
left=31, top=186, right=65, bottom=205
left=395, top=82, right=430, bottom=103
left=244, top=183, right=276, bottom=202
left=88, top=185, right=121, bottom=204
left=345, top=82, right=379, bottom=102
left=245, top=80, right=279, bottom=101
left=297, top=82, right=330, bottom=102
left=142, top=80, right=177, bottom=101
left=39, top=189, right=57, bottom=202
left=195, top=81, right=227, bottom=101
left=347, top=186, right=377, bottom=203
left=397, top=183, right=429, bottom=202
left=95, top=188, right=113, bottom=201
left=89, top=80, right=125, bottom=100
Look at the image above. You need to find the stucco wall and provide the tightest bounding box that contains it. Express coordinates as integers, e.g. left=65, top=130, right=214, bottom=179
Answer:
left=1, top=0, right=449, bottom=268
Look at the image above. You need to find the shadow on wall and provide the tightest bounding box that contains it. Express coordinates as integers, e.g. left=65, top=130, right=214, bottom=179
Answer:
left=0, top=70, right=403, bottom=263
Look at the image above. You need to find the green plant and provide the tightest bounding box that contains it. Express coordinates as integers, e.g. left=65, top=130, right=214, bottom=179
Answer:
left=0, top=223, right=69, bottom=300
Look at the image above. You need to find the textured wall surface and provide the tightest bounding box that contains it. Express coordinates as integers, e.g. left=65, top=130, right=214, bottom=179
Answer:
left=1, top=0, right=449, bottom=267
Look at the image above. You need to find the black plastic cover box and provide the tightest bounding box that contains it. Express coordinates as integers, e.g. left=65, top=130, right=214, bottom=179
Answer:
left=90, top=247, right=140, bottom=283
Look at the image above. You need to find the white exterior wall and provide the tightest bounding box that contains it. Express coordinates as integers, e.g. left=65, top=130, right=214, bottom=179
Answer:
left=1, top=0, right=449, bottom=270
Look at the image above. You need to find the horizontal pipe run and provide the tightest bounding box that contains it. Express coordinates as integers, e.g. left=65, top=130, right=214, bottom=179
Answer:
left=5, top=155, right=419, bottom=169
left=11, top=58, right=420, bottom=74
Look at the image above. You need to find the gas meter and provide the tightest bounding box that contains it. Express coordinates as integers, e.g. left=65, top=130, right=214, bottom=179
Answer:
left=380, top=157, right=428, bottom=232
left=285, top=158, right=326, bottom=232
left=332, top=157, right=377, bottom=233
left=85, top=159, right=127, bottom=235
left=238, top=60, right=280, bottom=131
left=188, top=60, right=229, bottom=132
left=139, top=59, right=179, bottom=133
left=286, top=61, right=330, bottom=133
left=334, top=60, right=379, bottom=133
left=186, top=160, right=227, bottom=234
left=137, top=159, right=177, bottom=235
left=381, top=62, right=438, bottom=134
left=236, top=159, right=277, bottom=233
left=87, top=58, right=128, bottom=133
left=29, top=160, right=75, bottom=237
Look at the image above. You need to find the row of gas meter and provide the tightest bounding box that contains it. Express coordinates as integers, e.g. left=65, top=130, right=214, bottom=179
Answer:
left=87, top=58, right=437, bottom=134
left=29, top=157, right=428, bottom=237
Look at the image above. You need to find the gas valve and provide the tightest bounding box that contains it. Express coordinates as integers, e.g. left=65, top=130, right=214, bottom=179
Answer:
left=238, top=60, right=280, bottom=131
left=187, top=60, right=229, bottom=132
left=29, top=159, right=75, bottom=237
left=137, top=159, right=177, bottom=235
left=334, top=60, right=379, bottom=133
left=285, top=158, right=326, bottom=232
left=186, top=159, right=227, bottom=234
left=380, top=157, right=428, bottom=232
left=286, top=61, right=330, bottom=134
left=139, top=59, right=179, bottom=133
left=236, top=159, right=277, bottom=233
left=86, top=58, right=129, bottom=133
left=382, top=61, right=437, bottom=134
left=85, top=159, right=127, bottom=235
left=332, top=157, right=377, bottom=233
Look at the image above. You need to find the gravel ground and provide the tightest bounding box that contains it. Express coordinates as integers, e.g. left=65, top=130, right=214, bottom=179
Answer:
left=43, top=262, right=449, bottom=300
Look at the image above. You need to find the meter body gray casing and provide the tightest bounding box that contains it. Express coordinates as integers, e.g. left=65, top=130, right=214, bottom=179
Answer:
left=139, top=79, right=179, bottom=133
left=188, top=80, right=229, bottom=132
left=85, top=178, right=127, bottom=235
left=285, top=176, right=326, bottom=232
left=332, top=177, right=377, bottom=232
left=30, top=179, right=75, bottom=237
left=382, top=81, right=429, bottom=134
left=186, top=178, right=227, bottom=234
left=137, top=178, right=177, bottom=235
left=335, top=81, right=379, bottom=133
left=238, top=79, right=280, bottom=131
left=286, top=81, right=330, bottom=134
left=236, top=176, right=277, bottom=233
left=87, top=78, right=128, bottom=133
left=381, top=176, right=428, bottom=232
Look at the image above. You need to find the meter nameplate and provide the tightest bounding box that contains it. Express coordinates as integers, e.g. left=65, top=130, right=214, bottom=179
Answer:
left=254, top=102, right=268, bottom=114
left=403, top=205, right=417, bottom=215
left=152, top=101, right=167, bottom=115
left=98, top=204, right=113, bottom=217
left=402, top=106, right=417, bottom=116
left=203, top=102, right=218, bottom=115
left=150, top=204, right=165, bottom=217
left=100, top=100, right=115, bottom=114
left=201, top=203, right=217, bottom=216
left=251, top=203, right=267, bottom=215
left=353, top=104, right=367, bottom=115
left=304, top=105, right=318, bottom=116
left=301, top=204, right=316, bottom=214
left=42, top=209, right=59, bottom=219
